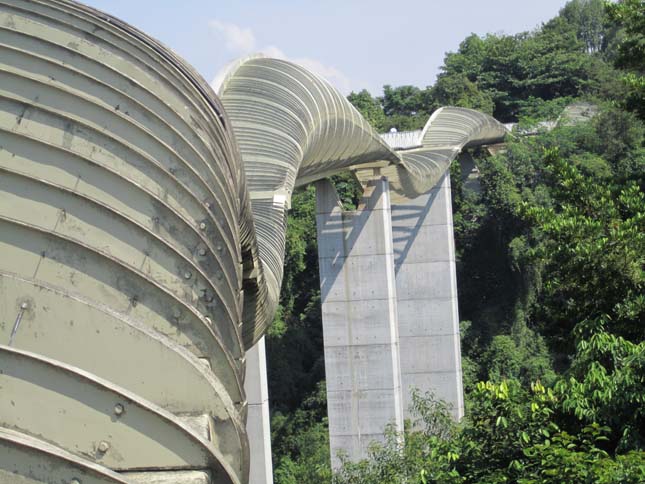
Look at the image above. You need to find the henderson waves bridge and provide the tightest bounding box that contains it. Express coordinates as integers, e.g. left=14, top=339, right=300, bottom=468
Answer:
left=0, top=1, right=509, bottom=483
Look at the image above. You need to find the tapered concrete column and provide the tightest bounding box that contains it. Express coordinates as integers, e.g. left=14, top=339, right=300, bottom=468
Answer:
left=245, top=337, right=274, bottom=484
left=391, top=173, right=464, bottom=421
left=315, top=177, right=404, bottom=468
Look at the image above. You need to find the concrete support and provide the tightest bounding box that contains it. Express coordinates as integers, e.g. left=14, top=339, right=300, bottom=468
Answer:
left=245, top=337, right=274, bottom=484
left=315, top=177, right=404, bottom=468
left=391, top=173, right=464, bottom=421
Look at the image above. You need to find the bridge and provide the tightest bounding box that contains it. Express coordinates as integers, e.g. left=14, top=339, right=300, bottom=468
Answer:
left=0, top=2, right=508, bottom=483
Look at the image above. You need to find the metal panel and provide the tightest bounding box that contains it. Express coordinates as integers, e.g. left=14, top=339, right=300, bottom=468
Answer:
left=0, top=272, right=247, bottom=475
left=0, top=346, right=238, bottom=482
left=0, top=427, right=130, bottom=484
left=0, top=1, right=247, bottom=482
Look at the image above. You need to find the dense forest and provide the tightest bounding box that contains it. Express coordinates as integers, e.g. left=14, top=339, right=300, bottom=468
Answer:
left=265, top=1, right=645, bottom=482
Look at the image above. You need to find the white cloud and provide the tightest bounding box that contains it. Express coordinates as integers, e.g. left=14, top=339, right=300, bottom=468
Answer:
left=209, top=21, right=352, bottom=94
left=292, top=57, right=352, bottom=95
left=209, top=19, right=256, bottom=55
left=258, top=45, right=287, bottom=59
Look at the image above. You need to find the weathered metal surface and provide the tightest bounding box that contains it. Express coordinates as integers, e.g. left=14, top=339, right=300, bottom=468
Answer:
left=0, top=0, right=247, bottom=482
left=0, top=345, right=238, bottom=479
left=0, top=427, right=130, bottom=484
left=0, top=1, right=508, bottom=482
left=124, top=471, right=212, bottom=484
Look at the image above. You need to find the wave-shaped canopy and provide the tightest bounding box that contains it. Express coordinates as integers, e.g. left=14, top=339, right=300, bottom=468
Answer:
left=219, top=56, right=507, bottom=345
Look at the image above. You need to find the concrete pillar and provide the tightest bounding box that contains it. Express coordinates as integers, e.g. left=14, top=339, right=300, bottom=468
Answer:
left=391, top=173, right=464, bottom=421
left=244, top=336, right=274, bottom=484
left=315, top=177, right=404, bottom=468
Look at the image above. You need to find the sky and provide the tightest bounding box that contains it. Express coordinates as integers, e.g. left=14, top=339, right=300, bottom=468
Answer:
left=81, top=0, right=570, bottom=95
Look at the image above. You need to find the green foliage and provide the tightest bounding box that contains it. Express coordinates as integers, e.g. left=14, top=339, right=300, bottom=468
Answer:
left=482, top=324, right=555, bottom=385
left=330, top=171, right=363, bottom=210
left=335, top=382, right=645, bottom=483
left=607, top=0, right=645, bottom=73
left=432, top=73, right=495, bottom=115
left=267, top=185, right=324, bottom=412
left=381, top=85, right=426, bottom=117
left=272, top=384, right=332, bottom=484
left=557, top=329, right=645, bottom=451
left=430, top=0, right=626, bottom=122
left=606, top=0, right=645, bottom=119
left=333, top=392, right=461, bottom=484
left=560, top=0, right=607, bottom=53
left=523, top=150, right=645, bottom=349
left=270, top=2, right=645, bottom=481
left=591, top=106, right=645, bottom=180
left=516, top=96, right=574, bottom=123
left=347, top=89, right=387, bottom=132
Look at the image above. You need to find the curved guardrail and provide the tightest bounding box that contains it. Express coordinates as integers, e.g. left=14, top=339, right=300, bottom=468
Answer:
left=0, top=1, right=507, bottom=483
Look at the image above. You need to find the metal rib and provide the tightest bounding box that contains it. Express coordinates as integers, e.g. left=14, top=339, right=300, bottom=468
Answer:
left=0, top=427, right=131, bottom=484
left=0, top=345, right=240, bottom=483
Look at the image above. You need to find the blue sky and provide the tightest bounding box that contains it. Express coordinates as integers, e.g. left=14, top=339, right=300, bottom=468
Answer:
left=82, top=0, right=570, bottom=95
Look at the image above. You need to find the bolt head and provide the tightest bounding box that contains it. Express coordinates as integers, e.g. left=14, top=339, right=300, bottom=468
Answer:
left=70, top=479, right=81, bottom=484
left=20, top=302, right=28, bottom=310
left=198, top=248, right=207, bottom=256
left=199, top=222, right=207, bottom=230
left=184, top=271, right=192, bottom=280
left=216, top=245, right=223, bottom=252
left=98, top=441, right=110, bottom=453
left=114, top=403, right=124, bottom=416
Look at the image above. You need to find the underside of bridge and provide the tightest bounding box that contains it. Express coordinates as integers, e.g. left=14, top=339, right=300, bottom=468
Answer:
left=0, top=1, right=508, bottom=483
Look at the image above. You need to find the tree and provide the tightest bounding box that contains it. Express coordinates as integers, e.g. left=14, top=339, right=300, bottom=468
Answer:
left=524, top=150, right=645, bottom=350
left=431, top=74, right=494, bottom=115
left=560, top=0, right=607, bottom=53
left=381, top=85, right=426, bottom=117
left=606, top=0, right=645, bottom=119
left=347, top=90, right=387, bottom=132
left=334, top=382, right=645, bottom=483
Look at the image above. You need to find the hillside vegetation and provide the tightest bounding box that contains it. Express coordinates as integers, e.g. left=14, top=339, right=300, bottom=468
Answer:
left=266, top=1, right=645, bottom=482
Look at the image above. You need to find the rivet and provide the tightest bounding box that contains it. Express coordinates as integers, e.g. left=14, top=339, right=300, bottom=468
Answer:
left=20, top=302, right=29, bottom=310
left=199, top=222, right=207, bottom=230
left=216, top=245, right=223, bottom=252
left=70, top=479, right=81, bottom=484
left=98, top=441, right=110, bottom=453
left=114, top=403, right=124, bottom=416
left=198, top=248, right=207, bottom=256
left=184, top=271, right=192, bottom=280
